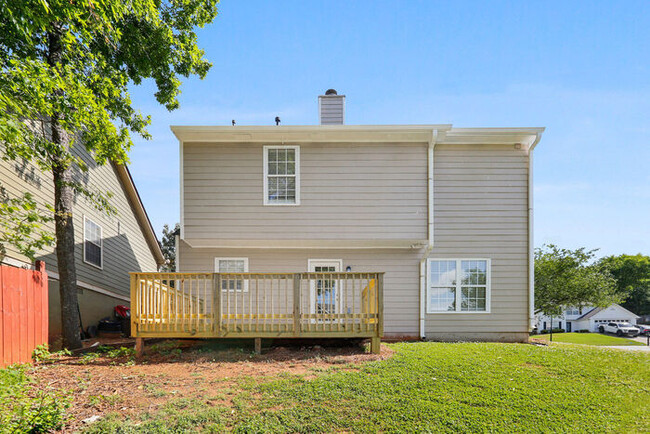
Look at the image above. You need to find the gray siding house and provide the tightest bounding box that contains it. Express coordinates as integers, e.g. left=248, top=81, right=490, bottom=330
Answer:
left=1, top=144, right=164, bottom=342
left=173, top=91, right=543, bottom=342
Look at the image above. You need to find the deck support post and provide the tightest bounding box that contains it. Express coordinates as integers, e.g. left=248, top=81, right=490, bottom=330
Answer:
left=293, top=274, right=301, bottom=336
left=135, top=337, right=144, bottom=358
left=370, top=337, right=381, bottom=354
left=254, top=338, right=262, bottom=355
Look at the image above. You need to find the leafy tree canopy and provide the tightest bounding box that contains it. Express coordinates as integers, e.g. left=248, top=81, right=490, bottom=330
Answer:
left=535, top=244, right=621, bottom=317
left=160, top=222, right=179, bottom=272
left=1, top=0, right=217, bottom=174
left=598, top=254, right=650, bottom=316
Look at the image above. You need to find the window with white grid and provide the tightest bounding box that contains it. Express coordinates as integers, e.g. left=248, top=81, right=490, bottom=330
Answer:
left=83, top=216, right=103, bottom=268
left=263, top=146, right=300, bottom=205
left=215, top=258, right=249, bottom=292
left=427, top=259, right=490, bottom=313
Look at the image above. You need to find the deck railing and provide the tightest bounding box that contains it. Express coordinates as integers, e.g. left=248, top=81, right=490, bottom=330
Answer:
left=130, top=272, right=384, bottom=350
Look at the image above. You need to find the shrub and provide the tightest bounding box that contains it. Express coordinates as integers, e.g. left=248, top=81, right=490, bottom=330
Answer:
left=0, top=366, right=70, bottom=432
left=576, top=329, right=590, bottom=333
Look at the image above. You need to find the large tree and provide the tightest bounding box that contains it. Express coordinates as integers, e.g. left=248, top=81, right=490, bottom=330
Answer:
left=160, top=223, right=179, bottom=272
left=598, top=254, right=650, bottom=316
left=535, top=245, right=620, bottom=318
left=0, top=0, right=217, bottom=349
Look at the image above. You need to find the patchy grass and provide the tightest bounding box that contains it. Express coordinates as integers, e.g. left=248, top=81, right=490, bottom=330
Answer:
left=82, top=342, right=649, bottom=433
left=0, top=365, right=70, bottom=432
left=535, top=332, right=646, bottom=346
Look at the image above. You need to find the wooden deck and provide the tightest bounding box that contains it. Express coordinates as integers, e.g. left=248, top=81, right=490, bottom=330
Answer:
left=130, top=272, right=384, bottom=353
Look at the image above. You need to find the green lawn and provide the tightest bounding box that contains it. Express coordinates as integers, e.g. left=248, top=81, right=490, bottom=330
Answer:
left=85, top=342, right=650, bottom=433
left=536, top=332, right=646, bottom=346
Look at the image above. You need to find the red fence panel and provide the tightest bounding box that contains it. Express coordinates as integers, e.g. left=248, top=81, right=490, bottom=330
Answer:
left=0, top=261, right=48, bottom=367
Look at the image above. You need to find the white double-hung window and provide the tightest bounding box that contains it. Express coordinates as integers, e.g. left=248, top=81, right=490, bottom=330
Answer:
left=215, top=258, right=249, bottom=292
left=427, top=259, right=490, bottom=313
left=83, top=216, right=103, bottom=269
left=263, top=146, right=300, bottom=205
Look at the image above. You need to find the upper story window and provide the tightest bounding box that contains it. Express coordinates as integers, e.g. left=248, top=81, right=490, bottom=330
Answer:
left=427, top=259, right=490, bottom=313
left=263, top=146, right=300, bottom=205
left=215, top=257, right=249, bottom=292
left=83, top=216, right=103, bottom=269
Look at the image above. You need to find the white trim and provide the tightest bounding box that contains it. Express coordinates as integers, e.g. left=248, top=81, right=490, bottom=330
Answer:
left=419, top=129, right=437, bottom=338
left=263, top=145, right=301, bottom=206
left=179, top=139, right=185, bottom=240
left=528, top=132, right=543, bottom=329
left=170, top=125, right=545, bottom=146
left=307, top=259, right=343, bottom=271
left=307, top=259, right=343, bottom=317
left=214, top=257, right=249, bottom=292
left=426, top=258, right=492, bottom=314
left=83, top=215, right=103, bottom=270
left=184, top=238, right=427, bottom=249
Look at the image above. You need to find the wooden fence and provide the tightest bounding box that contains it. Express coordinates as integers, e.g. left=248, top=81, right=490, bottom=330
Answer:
left=131, top=272, right=384, bottom=353
left=1, top=262, right=48, bottom=367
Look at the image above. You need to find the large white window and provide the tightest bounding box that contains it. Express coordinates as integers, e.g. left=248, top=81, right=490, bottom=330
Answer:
left=83, top=216, right=103, bottom=269
left=427, top=259, right=490, bottom=313
left=215, top=257, right=249, bottom=292
left=263, top=146, right=300, bottom=205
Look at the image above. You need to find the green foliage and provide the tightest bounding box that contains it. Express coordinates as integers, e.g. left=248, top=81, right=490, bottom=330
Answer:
left=535, top=244, right=620, bottom=317
left=160, top=223, right=180, bottom=272
left=0, top=190, right=54, bottom=261
left=83, top=342, right=650, bottom=433
left=598, top=254, right=650, bottom=315
left=0, top=365, right=70, bottom=432
left=0, top=0, right=217, bottom=256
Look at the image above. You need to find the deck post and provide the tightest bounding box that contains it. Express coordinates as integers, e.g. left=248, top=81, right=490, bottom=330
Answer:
left=135, top=337, right=144, bottom=358
left=213, top=273, right=221, bottom=336
left=254, top=337, right=262, bottom=355
left=293, top=273, right=301, bottom=336
left=370, top=337, right=381, bottom=354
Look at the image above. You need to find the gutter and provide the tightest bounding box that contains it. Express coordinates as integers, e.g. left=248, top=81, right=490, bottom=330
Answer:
left=528, top=131, right=543, bottom=329
left=419, top=129, right=438, bottom=339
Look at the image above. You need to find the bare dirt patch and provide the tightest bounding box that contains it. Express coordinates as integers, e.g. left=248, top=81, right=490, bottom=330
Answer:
left=29, top=339, right=393, bottom=432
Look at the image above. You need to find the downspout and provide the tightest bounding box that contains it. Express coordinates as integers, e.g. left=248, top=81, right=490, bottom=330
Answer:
left=528, top=132, right=543, bottom=330
left=419, top=129, right=437, bottom=339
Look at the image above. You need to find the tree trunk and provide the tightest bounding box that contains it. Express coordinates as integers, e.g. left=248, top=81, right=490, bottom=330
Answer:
left=48, top=26, right=82, bottom=350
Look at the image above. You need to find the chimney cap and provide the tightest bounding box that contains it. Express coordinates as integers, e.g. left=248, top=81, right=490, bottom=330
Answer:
left=324, top=89, right=338, bottom=95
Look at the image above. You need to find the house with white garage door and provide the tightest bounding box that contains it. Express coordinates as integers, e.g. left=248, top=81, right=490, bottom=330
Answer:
left=536, top=304, right=640, bottom=332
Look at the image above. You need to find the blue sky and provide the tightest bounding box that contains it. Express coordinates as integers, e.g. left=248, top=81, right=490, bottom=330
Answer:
left=127, top=1, right=650, bottom=257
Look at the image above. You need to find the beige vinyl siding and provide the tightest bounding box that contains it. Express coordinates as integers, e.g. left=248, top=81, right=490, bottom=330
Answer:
left=0, top=144, right=158, bottom=297
left=426, top=144, right=530, bottom=335
left=319, top=96, right=344, bottom=125
left=183, top=142, right=428, bottom=240
left=178, top=241, right=422, bottom=337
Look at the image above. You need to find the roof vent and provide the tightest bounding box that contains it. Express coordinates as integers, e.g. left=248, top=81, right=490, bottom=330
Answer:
left=318, top=89, right=345, bottom=125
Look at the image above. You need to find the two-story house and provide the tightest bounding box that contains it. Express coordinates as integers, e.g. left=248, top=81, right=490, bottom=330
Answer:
left=1, top=143, right=164, bottom=343
left=172, top=90, right=544, bottom=342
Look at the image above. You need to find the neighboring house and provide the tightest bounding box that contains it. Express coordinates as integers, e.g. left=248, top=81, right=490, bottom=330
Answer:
left=171, top=90, right=544, bottom=342
left=536, top=304, right=640, bottom=332
left=0, top=143, right=164, bottom=342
